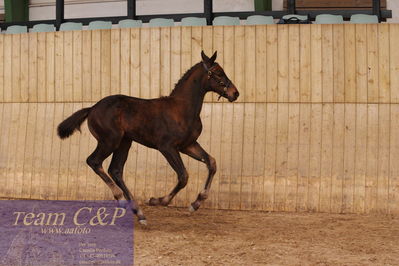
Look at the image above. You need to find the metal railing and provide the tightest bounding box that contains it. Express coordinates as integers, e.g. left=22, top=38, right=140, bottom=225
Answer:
left=0, top=0, right=392, bottom=31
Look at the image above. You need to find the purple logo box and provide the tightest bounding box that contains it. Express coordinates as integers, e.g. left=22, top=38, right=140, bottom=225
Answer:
left=0, top=200, right=134, bottom=266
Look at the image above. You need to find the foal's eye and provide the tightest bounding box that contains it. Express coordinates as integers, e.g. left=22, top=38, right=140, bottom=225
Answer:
left=219, top=81, right=224, bottom=86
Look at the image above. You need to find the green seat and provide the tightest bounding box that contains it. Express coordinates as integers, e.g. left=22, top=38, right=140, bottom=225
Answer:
left=88, top=21, right=112, bottom=30
left=315, top=14, right=344, bottom=24
left=350, top=14, right=379, bottom=24
left=5, top=25, right=27, bottom=34
left=181, top=17, right=207, bottom=26
left=32, top=24, right=55, bottom=32
left=213, top=16, right=240, bottom=26
left=60, top=22, right=83, bottom=31
left=246, top=15, right=274, bottom=25
left=149, top=18, right=174, bottom=27
left=118, top=19, right=142, bottom=28
left=282, top=14, right=309, bottom=21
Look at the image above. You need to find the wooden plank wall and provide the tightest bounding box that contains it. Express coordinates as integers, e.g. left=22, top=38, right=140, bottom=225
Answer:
left=0, top=24, right=399, bottom=214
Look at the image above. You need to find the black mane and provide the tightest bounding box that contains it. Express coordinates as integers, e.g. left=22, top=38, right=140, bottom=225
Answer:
left=169, top=62, right=203, bottom=96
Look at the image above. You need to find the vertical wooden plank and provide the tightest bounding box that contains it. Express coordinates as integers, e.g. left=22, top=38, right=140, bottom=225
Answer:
left=209, top=103, right=222, bottom=208
left=321, top=25, right=333, bottom=103
left=37, top=33, right=46, bottom=102
left=30, top=104, right=45, bottom=199
left=263, top=103, right=277, bottom=210
left=234, top=26, right=244, bottom=102
left=4, top=104, right=18, bottom=197
left=212, top=26, right=223, bottom=102
left=365, top=104, right=378, bottom=213
left=12, top=104, right=28, bottom=198
left=356, top=25, right=367, bottom=103
left=331, top=104, right=345, bottom=213
left=255, top=26, right=266, bottom=102
left=390, top=25, right=399, bottom=103
left=22, top=103, right=37, bottom=198
left=308, top=104, right=322, bottom=212
left=354, top=104, right=367, bottom=213
left=160, top=27, right=170, bottom=97
left=64, top=31, right=73, bottom=102
left=42, top=103, right=55, bottom=199
left=0, top=35, right=4, bottom=102
left=191, top=26, right=202, bottom=64
left=20, top=34, right=29, bottom=102
left=379, top=24, right=390, bottom=103
left=46, top=33, right=55, bottom=102
left=111, top=29, right=121, bottom=95
left=0, top=104, right=9, bottom=196
left=311, top=25, right=322, bottom=103
left=150, top=27, right=160, bottom=98
left=82, top=31, right=92, bottom=102
left=12, top=34, right=21, bottom=102
left=76, top=103, right=91, bottom=200
left=297, top=104, right=311, bottom=211
left=251, top=103, right=266, bottom=209
left=241, top=103, right=255, bottom=209
left=3, top=35, right=12, bottom=102
left=120, top=28, right=130, bottom=96
left=218, top=103, right=233, bottom=209
left=202, top=26, right=213, bottom=103
left=367, top=24, right=379, bottom=103
left=389, top=104, right=399, bottom=214
left=55, top=32, right=64, bottom=102
left=67, top=103, right=83, bottom=200
left=140, top=28, right=150, bottom=99
left=130, top=28, right=140, bottom=98
left=300, top=25, right=311, bottom=103
left=91, top=30, right=101, bottom=101
left=343, top=104, right=356, bottom=213
left=101, top=30, right=111, bottom=98
left=320, top=103, right=334, bottom=212
left=73, top=31, right=83, bottom=101
left=169, top=26, right=181, bottom=97
left=277, top=25, right=288, bottom=103
left=289, top=25, right=300, bottom=103
left=230, top=103, right=244, bottom=210
left=57, top=103, right=71, bottom=200
left=275, top=104, right=288, bottom=211
left=344, top=24, right=356, bottom=103
left=377, top=104, right=390, bottom=213
left=286, top=103, right=299, bottom=211
left=266, top=25, right=278, bottom=102
left=333, top=25, right=345, bottom=103
left=28, top=33, right=38, bottom=102
left=245, top=25, right=256, bottom=102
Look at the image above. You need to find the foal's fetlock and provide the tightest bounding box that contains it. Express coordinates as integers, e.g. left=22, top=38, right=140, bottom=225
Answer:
left=189, top=201, right=201, bottom=212
left=148, top=196, right=170, bottom=206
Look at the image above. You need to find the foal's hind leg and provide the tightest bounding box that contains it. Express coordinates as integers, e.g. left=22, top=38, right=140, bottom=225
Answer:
left=181, top=142, right=216, bottom=212
left=108, top=139, right=146, bottom=224
left=148, top=147, right=188, bottom=206
left=86, top=142, right=124, bottom=203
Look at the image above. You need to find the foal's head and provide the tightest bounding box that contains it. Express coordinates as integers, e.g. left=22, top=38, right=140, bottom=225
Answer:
left=201, top=51, right=239, bottom=102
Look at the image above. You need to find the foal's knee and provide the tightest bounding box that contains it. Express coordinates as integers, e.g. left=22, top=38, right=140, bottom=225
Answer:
left=108, top=167, right=121, bottom=178
left=208, top=156, right=217, bottom=175
left=178, top=170, right=189, bottom=189
left=86, top=156, right=101, bottom=170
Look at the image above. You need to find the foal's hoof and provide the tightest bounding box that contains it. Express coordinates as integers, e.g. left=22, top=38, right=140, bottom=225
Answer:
left=148, top=197, right=160, bottom=206
left=189, top=202, right=200, bottom=213
left=138, top=219, right=147, bottom=226
left=188, top=205, right=196, bottom=213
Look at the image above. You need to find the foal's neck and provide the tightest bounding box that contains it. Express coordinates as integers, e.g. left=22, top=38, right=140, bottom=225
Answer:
left=170, top=64, right=207, bottom=117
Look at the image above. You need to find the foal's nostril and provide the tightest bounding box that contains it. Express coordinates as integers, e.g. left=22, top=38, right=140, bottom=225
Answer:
left=234, top=91, right=240, bottom=98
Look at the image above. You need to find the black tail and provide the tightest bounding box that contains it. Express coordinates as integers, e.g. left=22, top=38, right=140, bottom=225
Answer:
left=57, top=107, right=91, bottom=139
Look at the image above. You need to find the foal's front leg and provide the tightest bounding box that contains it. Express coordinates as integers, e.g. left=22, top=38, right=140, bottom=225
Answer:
left=148, top=147, right=189, bottom=206
left=181, top=142, right=216, bottom=212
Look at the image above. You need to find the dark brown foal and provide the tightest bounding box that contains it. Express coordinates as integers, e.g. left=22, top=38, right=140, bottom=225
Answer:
left=57, top=51, right=239, bottom=225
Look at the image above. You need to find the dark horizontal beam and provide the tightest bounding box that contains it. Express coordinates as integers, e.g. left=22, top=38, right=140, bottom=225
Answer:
left=296, top=9, right=392, bottom=20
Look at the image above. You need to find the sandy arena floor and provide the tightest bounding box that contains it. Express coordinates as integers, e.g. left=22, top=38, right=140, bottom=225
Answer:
left=134, top=206, right=399, bottom=266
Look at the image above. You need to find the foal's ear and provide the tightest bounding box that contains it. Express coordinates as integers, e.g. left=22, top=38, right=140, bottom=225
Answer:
left=201, top=50, right=210, bottom=64
left=210, top=51, right=217, bottom=64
